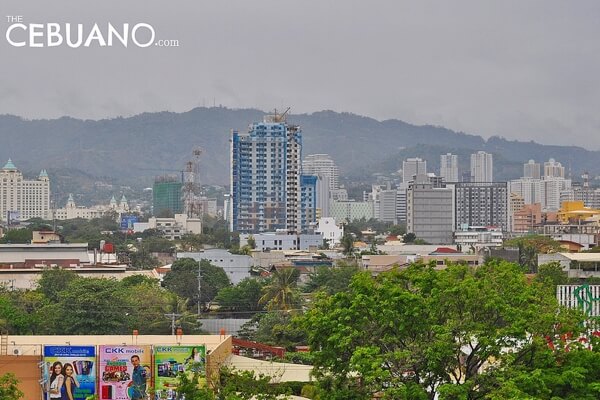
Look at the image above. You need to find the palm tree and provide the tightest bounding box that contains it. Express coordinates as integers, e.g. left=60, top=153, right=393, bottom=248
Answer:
left=259, top=268, right=301, bottom=311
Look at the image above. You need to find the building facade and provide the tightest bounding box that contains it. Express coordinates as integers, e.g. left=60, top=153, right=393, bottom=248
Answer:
left=453, top=182, right=509, bottom=231
left=440, top=153, right=459, bottom=183
left=470, top=151, right=493, bottom=182
left=523, top=159, right=541, bottom=179
left=302, top=153, right=340, bottom=190
left=0, top=159, right=50, bottom=222
left=406, top=182, right=454, bottom=244
left=329, top=200, right=374, bottom=223
left=153, top=178, right=183, bottom=215
left=230, top=115, right=303, bottom=234
left=402, top=158, right=427, bottom=183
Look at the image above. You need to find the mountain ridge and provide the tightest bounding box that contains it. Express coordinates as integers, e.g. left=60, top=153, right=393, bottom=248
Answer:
left=1, top=107, right=598, bottom=188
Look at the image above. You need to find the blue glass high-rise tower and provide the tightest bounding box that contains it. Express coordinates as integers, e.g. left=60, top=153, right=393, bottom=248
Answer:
left=230, top=114, right=304, bottom=234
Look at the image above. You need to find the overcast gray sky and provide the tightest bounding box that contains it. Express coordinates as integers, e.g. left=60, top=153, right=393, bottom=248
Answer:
left=2, top=0, right=599, bottom=148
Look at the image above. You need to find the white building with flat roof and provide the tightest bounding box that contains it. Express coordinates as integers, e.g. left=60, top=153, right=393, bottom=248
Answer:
left=178, top=249, right=252, bottom=284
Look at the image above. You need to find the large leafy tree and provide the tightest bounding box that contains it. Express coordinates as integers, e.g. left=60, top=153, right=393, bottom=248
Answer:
left=214, top=278, right=265, bottom=312
left=37, top=268, right=79, bottom=302
left=303, top=263, right=360, bottom=295
left=51, top=278, right=128, bottom=334
left=487, top=338, right=600, bottom=399
left=162, top=258, right=230, bottom=310
left=301, top=261, right=583, bottom=400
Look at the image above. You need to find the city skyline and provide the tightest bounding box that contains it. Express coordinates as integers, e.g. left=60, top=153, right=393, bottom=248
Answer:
left=1, top=0, right=600, bottom=149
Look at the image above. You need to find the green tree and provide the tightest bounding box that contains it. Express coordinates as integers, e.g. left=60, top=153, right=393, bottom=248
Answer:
left=162, top=258, right=230, bottom=311
left=0, top=296, right=32, bottom=334
left=303, top=264, right=360, bottom=295
left=37, top=268, right=79, bottom=302
left=487, top=338, right=600, bottom=400
left=238, top=311, right=306, bottom=350
left=259, top=268, right=301, bottom=311
left=214, top=278, right=265, bottom=312
left=53, top=278, right=128, bottom=334
left=536, top=261, right=569, bottom=289
left=301, top=261, right=583, bottom=400
left=340, top=233, right=355, bottom=257
left=0, top=373, right=23, bottom=399
left=246, top=235, right=256, bottom=250
left=180, top=233, right=206, bottom=252
left=0, top=228, right=32, bottom=244
left=402, top=232, right=416, bottom=243
left=120, top=278, right=180, bottom=334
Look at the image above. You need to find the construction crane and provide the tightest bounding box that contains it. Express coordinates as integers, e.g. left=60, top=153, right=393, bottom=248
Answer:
left=266, top=107, right=291, bottom=123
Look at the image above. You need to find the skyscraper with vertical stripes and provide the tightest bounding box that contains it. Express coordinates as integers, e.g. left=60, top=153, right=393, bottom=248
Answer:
left=230, top=114, right=304, bottom=234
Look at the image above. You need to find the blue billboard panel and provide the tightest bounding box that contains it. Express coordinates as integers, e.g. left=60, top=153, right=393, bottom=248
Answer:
left=120, top=215, right=138, bottom=231
left=43, top=346, right=96, bottom=400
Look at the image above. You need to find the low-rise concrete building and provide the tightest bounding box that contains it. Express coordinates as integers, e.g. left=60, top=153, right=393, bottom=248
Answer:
left=240, top=233, right=322, bottom=252
left=178, top=249, right=252, bottom=284
left=454, top=226, right=503, bottom=250
left=539, top=252, right=600, bottom=279
left=134, top=214, right=202, bottom=240
left=314, top=217, right=344, bottom=246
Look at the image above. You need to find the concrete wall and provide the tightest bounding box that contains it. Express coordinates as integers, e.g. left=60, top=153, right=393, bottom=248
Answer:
left=206, top=335, right=232, bottom=390
left=0, top=355, right=43, bottom=399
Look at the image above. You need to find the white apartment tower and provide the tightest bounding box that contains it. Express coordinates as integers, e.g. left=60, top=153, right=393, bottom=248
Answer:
left=302, top=154, right=340, bottom=190
left=0, top=159, right=51, bottom=222
left=544, top=158, right=565, bottom=179
left=523, top=159, right=541, bottom=179
left=440, top=153, right=459, bottom=182
left=470, top=151, right=493, bottom=182
left=402, top=158, right=427, bottom=183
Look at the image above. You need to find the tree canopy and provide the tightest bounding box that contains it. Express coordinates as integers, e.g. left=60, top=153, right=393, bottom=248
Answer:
left=301, top=260, right=585, bottom=400
left=162, top=258, right=230, bottom=311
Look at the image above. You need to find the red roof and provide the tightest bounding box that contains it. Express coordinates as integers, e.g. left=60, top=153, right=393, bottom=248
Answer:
left=432, top=247, right=460, bottom=254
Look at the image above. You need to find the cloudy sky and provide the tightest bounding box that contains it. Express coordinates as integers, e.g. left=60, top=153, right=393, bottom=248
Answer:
left=2, top=0, right=599, bottom=148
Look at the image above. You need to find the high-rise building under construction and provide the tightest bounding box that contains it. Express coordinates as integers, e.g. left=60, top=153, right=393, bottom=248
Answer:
left=230, top=112, right=311, bottom=234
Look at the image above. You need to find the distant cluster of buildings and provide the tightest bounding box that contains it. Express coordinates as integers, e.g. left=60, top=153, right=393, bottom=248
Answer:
left=2, top=113, right=600, bottom=254
left=224, top=115, right=600, bottom=252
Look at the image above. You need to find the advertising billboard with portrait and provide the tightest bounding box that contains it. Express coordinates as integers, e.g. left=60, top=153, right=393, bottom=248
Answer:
left=98, top=345, right=152, bottom=400
left=153, top=345, right=206, bottom=400
left=43, top=345, right=96, bottom=400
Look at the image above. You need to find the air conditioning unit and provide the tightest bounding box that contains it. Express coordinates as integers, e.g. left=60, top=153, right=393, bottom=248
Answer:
left=13, top=348, right=22, bottom=356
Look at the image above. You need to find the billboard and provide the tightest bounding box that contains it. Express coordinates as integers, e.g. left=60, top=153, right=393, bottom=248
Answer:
left=120, top=215, right=139, bottom=231
left=153, top=345, right=206, bottom=400
left=98, top=345, right=152, bottom=400
left=43, top=345, right=96, bottom=400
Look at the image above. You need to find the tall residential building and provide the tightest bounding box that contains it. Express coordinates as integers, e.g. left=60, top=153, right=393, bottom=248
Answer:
left=452, top=182, right=509, bottom=231
left=523, top=159, right=541, bottom=179
left=230, top=115, right=303, bottom=234
left=300, top=175, right=318, bottom=232
left=402, top=158, right=427, bottom=183
left=543, top=158, right=565, bottom=179
left=509, top=178, right=544, bottom=205
left=406, top=182, right=454, bottom=244
left=440, top=153, right=459, bottom=182
left=543, top=177, right=571, bottom=211
left=153, top=177, right=183, bottom=215
left=315, top=175, right=330, bottom=218
left=302, top=154, right=340, bottom=190
left=470, top=151, right=493, bottom=182
left=0, top=159, right=50, bottom=222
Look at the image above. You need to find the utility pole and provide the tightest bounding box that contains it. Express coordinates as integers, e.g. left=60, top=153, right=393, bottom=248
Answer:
left=164, top=313, right=181, bottom=335
left=197, top=261, right=202, bottom=318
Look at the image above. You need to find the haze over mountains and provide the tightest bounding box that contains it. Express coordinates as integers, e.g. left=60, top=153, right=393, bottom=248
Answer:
left=1, top=107, right=598, bottom=191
